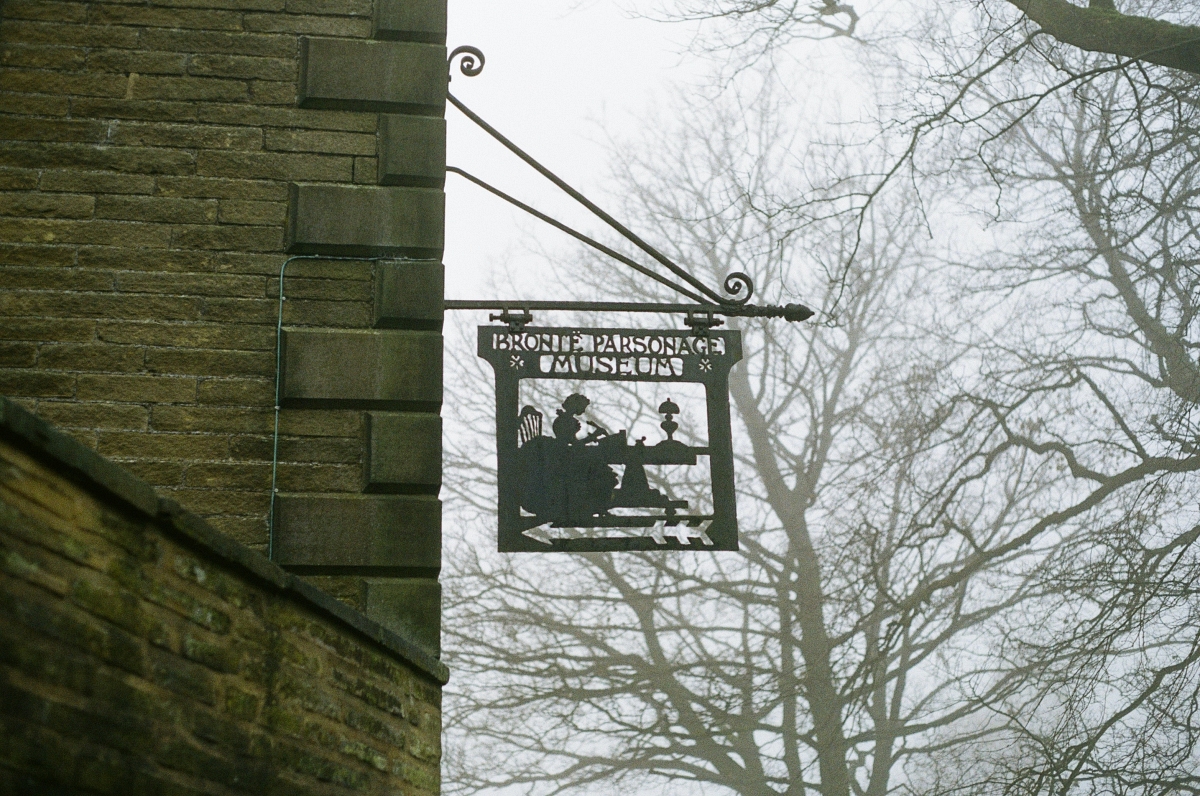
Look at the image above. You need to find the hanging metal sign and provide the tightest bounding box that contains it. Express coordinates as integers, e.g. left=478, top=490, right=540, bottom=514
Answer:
left=447, top=47, right=811, bottom=553
left=479, top=324, right=743, bottom=552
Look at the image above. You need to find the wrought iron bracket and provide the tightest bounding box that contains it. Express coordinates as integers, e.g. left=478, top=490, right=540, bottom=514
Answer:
left=444, top=46, right=819, bottom=320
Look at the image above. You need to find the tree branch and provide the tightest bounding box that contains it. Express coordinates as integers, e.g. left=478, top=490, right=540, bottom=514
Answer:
left=1007, top=0, right=1200, bottom=75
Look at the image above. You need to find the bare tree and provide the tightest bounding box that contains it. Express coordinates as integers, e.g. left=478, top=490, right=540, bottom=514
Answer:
left=662, top=0, right=1200, bottom=76
left=438, top=85, right=1108, bottom=796
left=892, top=38, right=1200, bottom=793
left=646, top=0, right=1200, bottom=324
left=438, top=17, right=1200, bottom=781
left=439, top=0, right=1200, bottom=784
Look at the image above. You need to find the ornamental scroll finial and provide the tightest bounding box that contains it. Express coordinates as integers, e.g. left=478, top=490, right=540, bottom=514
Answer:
left=722, top=272, right=753, bottom=306
left=448, top=46, right=485, bottom=80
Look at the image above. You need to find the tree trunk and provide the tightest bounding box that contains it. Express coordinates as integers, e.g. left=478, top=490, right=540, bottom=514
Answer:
left=730, top=365, right=853, bottom=796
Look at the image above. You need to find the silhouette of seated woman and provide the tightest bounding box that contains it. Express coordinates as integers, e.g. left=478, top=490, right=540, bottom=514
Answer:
left=551, top=393, right=608, bottom=447
left=516, top=393, right=617, bottom=524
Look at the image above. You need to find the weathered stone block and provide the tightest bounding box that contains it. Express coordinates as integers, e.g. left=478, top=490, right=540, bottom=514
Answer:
left=366, top=412, right=441, bottom=492
left=363, top=578, right=441, bottom=656
left=374, top=260, right=443, bottom=328
left=298, top=37, right=445, bottom=114
left=287, top=183, right=444, bottom=258
left=378, top=114, right=444, bottom=187
left=273, top=495, right=441, bottom=574
left=374, top=0, right=446, bottom=43
left=281, top=328, right=442, bottom=409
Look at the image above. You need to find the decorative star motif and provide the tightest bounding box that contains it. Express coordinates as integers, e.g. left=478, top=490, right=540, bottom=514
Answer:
left=509, top=355, right=523, bottom=369
left=699, top=358, right=712, bottom=372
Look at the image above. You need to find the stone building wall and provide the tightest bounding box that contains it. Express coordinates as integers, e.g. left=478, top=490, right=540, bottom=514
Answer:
left=0, top=397, right=446, bottom=793
left=0, top=0, right=446, bottom=649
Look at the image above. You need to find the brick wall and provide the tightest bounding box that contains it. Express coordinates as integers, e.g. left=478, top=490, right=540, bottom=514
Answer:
left=0, top=397, right=446, bottom=793
left=0, top=0, right=447, bottom=647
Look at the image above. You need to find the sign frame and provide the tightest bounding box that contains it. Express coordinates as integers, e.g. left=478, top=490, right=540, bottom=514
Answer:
left=478, top=324, right=743, bottom=552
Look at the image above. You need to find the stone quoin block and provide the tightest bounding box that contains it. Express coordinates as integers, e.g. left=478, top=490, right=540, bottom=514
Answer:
left=298, top=37, right=446, bottom=114
left=378, top=114, right=445, bottom=187
left=364, top=579, right=442, bottom=656
left=374, top=260, right=444, bottom=328
left=366, top=411, right=441, bottom=492
left=374, top=0, right=446, bottom=43
left=273, top=494, right=441, bottom=574
left=281, top=328, right=442, bottom=409
left=287, top=183, right=444, bottom=258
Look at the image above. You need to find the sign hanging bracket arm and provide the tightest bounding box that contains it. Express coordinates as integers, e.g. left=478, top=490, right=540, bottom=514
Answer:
left=447, top=46, right=753, bottom=308
left=445, top=166, right=710, bottom=305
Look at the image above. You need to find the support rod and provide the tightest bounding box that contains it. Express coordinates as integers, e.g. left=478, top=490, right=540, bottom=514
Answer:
left=445, top=299, right=814, bottom=322
left=447, top=92, right=753, bottom=307
left=447, top=167, right=709, bottom=305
